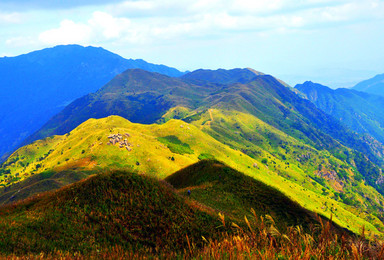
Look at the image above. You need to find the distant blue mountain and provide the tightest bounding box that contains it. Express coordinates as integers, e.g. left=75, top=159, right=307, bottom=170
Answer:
left=353, top=73, right=384, bottom=97
left=0, top=45, right=184, bottom=161
left=296, top=81, right=384, bottom=144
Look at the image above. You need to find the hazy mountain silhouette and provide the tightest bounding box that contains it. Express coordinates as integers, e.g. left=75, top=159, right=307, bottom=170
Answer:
left=0, top=45, right=184, bottom=161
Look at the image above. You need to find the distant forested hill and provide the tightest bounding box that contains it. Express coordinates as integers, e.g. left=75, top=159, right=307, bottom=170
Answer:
left=0, top=44, right=183, bottom=161
left=296, top=81, right=384, bottom=144
left=353, top=73, right=384, bottom=97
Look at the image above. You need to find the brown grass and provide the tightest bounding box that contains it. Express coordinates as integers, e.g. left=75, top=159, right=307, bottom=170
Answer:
left=197, top=210, right=384, bottom=259
left=53, top=157, right=96, bottom=172
left=1, top=209, right=384, bottom=259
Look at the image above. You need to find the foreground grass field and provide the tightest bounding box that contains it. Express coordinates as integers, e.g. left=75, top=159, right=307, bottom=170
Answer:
left=0, top=167, right=220, bottom=256
left=0, top=161, right=383, bottom=259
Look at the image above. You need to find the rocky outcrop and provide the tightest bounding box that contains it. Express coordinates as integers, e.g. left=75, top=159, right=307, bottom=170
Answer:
left=108, top=133, right=133, bottom=152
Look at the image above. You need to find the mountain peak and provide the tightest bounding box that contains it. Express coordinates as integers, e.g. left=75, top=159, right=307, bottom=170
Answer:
left=21, top=44, right=115, bottom=59
left=181, top=68, right=263, bottom=85
left=353, top=73, right=384, bottom=97
left=296, top=81, right=333, bottom=92
left=245, top=67, right=265, bottom=76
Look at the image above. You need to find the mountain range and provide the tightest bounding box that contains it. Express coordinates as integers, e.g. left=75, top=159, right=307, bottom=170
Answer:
left=0, top=45, right=183, bottom=161
left=1, top=45, right=384, bottom=257
left=296, top=81, right=384, bottom=144
left=27, top=68, right=384, bottom=187
left=2, top=65, right=384, bottom=228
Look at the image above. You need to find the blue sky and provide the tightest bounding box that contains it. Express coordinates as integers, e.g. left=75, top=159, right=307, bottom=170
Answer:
left=1, top=0, right=384, bottom=88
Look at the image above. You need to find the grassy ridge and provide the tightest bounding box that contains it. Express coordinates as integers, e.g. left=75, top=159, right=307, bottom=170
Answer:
left=0, top=169, right=221, bottom=255
left=166, top=160, right=326, bottom=231
left=1, top=115, right=384, bottom=237
left=0, top=169, right=95, bottom=206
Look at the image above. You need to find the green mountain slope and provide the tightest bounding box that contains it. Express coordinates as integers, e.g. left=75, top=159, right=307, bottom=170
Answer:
left=186, top=76, right=384, bottom=196
left=0, top=169, right=95, bottom=206
left=166, top=160, right=330, bottom=231
left=24, top=69, right=215, bottom=144
left=1, top=115, right=384, bottom=237
left=28, top=69, right=384, bottom=170
left=1, top=115, right=267, bottom=203
left=200, top=75, right=384, bottom=160
left=296, top=81, right=384, bottom=144
left=183, top=109, right=384, bottom=230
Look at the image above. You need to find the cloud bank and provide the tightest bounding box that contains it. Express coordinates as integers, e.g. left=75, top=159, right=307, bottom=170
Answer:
left=33, top=0, right=384, bottom=47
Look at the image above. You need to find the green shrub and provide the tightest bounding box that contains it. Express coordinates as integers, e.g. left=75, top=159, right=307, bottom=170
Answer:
left=157, top=135, right=194, bottom=155
left=261, top=158, right=268, bottom=164
left=198, top=153, right=215, bottom=160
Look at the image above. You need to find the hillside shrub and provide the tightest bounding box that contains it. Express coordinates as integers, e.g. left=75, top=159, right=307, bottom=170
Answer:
left=157, top=135, right=194, bottom=155
left=261, top=158, right=268, bottom=164
left=198, top=153, right=215, bottom=160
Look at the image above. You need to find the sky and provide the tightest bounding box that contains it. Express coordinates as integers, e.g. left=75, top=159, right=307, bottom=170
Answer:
left=1, top=0, right=384, bottom=88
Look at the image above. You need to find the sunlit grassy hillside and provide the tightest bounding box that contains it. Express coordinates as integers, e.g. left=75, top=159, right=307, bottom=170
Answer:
left=1, top=115, right=384, bottom=237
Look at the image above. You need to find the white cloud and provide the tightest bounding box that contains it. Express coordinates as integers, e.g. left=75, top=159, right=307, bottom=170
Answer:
left=0, top=0, right=126, bottom=11
left=112, top=1, right=376, bottom=33
left=37, top=11, right=145, bottom=46
left=88, top=11, right=131, bottom=39
left=39, top=19, right=92, bottom=45
left=0, top=12, right=23, bottom=24
left=34, top=1, right=384, bottom=48
left=109, top=0, right=352, bottom=17
left=113, top=0, right=156, bottom=12
left=231, top=0, right=285, bottom=14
